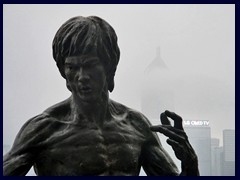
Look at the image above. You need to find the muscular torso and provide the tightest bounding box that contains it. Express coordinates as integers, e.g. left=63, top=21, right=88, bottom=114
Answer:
left=4, top=99, right=179, bottom=176
left=33, top=111, right=146, bottom=175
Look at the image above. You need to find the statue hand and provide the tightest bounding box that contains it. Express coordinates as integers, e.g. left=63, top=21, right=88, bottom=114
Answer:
left=150, top=110, right=198, bottom=166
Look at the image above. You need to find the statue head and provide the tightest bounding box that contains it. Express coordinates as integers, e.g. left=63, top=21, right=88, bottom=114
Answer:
left=52, top=16, right=120, bottom=92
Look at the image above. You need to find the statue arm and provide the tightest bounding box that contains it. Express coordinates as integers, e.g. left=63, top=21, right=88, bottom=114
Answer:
left=3, top=114, right=48, bottom=176
left=130, top=111, right=179, bottom=176
left=150, top=110, right=200, bottom=176
left=141, top=130, right=199, bottom=176
left=141, top=131, right=179, bottom=176
left=137, top=110, right=199, bottom=176
left=3, top=151, right=34, bottom=176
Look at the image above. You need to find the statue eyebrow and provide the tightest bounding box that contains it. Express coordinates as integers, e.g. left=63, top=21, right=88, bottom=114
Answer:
left=65, top=57, right=100, bottom=65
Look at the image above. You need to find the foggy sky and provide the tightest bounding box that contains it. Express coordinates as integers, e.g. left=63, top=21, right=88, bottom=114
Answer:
left=3, top=4, right=234, bottom=148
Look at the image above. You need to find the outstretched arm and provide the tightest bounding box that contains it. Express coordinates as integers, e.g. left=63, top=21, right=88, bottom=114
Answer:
left=150, top=110, right=200, bottom=176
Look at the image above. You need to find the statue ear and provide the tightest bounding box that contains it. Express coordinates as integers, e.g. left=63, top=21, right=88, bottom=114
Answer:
left=66, top=81, right=72, bottom=92
left=108, top=77, right=114, bottom=92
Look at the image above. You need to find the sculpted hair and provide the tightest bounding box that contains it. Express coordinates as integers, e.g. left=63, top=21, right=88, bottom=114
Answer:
left=52, top=16, right=120, bottom=92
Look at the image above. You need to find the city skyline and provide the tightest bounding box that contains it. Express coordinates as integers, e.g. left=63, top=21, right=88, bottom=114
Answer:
left=141, top=46, right=234, bottom=146
left=140, top=43, right=234, bottom=175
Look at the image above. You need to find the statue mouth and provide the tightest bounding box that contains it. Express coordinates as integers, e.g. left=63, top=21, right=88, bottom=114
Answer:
left=79, top=86, right=92, bottom=93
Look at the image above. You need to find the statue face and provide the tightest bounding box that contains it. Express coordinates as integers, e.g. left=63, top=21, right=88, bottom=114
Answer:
left=64, top=54, right=107, bottom=102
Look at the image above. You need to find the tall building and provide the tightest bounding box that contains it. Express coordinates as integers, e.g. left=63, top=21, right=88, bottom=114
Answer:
left=214, top=146, right=223, bottom=176
left=183, top=120, right=211, bottom=176
left=140, top=47, right=179, bottom=174
left=211, top=138, right=223, bottom=176
left=222, top=129, right=235, bottom=176
left=141, top=47, right=214, bottom=176
left=141, top=47, right=175, bottom=123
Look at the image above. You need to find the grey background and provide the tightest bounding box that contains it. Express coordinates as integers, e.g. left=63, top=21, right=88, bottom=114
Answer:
left=3, top=4, right=234, bottom=157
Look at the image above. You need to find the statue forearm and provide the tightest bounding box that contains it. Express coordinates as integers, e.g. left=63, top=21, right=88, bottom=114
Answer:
left=179, top=156, right=200, bottom=176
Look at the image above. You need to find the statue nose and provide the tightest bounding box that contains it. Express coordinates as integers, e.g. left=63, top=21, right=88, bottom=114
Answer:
left=77, top=68, right=90, bottom=82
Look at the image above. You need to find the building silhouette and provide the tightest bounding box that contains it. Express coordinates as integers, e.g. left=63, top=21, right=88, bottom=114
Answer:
left=213, top=146, right=223, bottom=176
left=222, top=129, right=235, bottom=176
left=140, top=47, right=179, bottom=174
left=141, top=47, right=213, bottom=175
left=210, top=129, right=235, bottom=176
left=141, top=47, right=175, bottom=123
left=183, top=120, right=211, bottom=176
left=140, top=47, right=235, bottom=176
left=211, top=138, right=222, bottom=176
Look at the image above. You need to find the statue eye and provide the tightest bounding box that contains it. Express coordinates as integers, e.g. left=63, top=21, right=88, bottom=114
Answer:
left=66, top=65, right=75, bottom=71
left=65, top=65, right=75, bottom=73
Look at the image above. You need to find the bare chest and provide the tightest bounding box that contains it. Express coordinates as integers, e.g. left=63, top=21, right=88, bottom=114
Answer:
left=34, top=121, right=145, bottom=175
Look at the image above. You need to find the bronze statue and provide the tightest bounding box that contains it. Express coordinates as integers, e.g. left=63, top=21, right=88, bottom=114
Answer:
left=3, top=16, right=199, bottom=176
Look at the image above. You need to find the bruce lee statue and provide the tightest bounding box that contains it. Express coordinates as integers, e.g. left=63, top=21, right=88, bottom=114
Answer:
left=3, top=16, right=199, bottom=176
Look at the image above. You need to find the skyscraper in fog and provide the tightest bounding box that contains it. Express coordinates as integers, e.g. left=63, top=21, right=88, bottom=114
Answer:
left=140, top=47, right=213, bottom=174
left=222, top=129, right=235, bottom=176
left=214, top=146, right=224, bottom=176
left=140, top=46, right=180, bottom=173
left=183, top=120, right=211, bottom=176
left=211, top=138, right=222, bottom=176
left=141, top=47, right=175, bottom=124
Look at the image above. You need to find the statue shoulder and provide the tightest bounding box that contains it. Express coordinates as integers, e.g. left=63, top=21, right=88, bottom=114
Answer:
left=43, top=97, right=71, bottom=119
left=109, top=99, right=152, bottom=132
left=10, top=113, right=52, bottom=155
left=127, top=108, right=153, bottom=131
left=11, top=98, right=71, bottom=155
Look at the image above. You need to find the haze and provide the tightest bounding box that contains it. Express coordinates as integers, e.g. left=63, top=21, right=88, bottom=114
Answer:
left=3, top=4, right=234, bottom=150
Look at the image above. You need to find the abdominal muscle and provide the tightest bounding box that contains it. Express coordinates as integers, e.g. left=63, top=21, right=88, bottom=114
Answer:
left=33, top=122, right=143, bottom=176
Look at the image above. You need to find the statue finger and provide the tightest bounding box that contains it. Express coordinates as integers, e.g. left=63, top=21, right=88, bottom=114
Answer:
left=160, top=112, right=171, bottom=126
left=166, top=139, right=184, bottom=160
left=150, top=125, right=185, bottom=143
left=166, top=138, right=179, bottom=148
left=150, top=125, right=172, bottom=131
left=165, top=110, right=183, bottom=130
